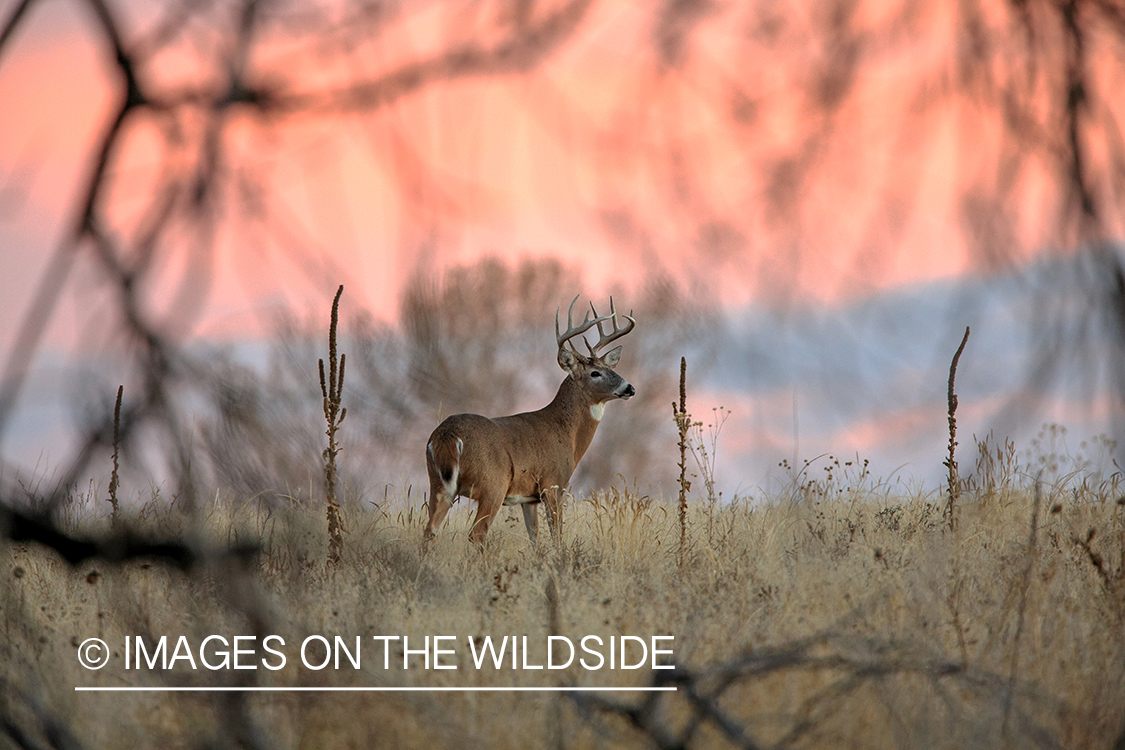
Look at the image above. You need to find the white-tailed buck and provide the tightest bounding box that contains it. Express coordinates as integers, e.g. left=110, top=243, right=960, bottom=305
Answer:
left=424, top=296, right=636, bottom=547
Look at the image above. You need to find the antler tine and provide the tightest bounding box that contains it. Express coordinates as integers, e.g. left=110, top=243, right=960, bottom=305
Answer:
left=556, top=294, right=607, bottom=352
left=584, top=301, right=602, bottom=356
left=588, top=296, right=636, bottom=356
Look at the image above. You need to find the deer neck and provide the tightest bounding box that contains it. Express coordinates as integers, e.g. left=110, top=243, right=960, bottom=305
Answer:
left=548, top=375, right=603, bottom=465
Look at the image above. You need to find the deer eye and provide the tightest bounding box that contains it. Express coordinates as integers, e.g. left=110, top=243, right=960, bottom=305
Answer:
left=590, top=370, right=602, bottom=379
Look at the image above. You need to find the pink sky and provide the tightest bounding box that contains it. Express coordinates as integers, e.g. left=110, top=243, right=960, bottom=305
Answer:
left=0, top=0, right=1050, bottom=350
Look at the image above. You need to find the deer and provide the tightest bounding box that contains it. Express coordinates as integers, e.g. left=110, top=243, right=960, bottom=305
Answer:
left=423, top=296, right=636, bottom=548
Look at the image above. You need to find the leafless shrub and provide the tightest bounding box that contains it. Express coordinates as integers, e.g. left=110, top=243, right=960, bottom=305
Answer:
left=198, top=351, right=323, bottom=503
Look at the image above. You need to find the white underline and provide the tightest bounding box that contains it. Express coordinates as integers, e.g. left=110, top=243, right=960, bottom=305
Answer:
left=75, top=686, right=676, bottom=693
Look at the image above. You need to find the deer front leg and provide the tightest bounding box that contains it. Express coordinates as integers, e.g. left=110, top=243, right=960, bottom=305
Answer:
left=521, top=503, right=540, bottom=543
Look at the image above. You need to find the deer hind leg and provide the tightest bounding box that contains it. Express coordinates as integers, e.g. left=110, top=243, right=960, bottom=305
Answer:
left=424, top=477, right=454, bottom=545
left=469, top=489, right=505, bottom=550
left=424, top=438, right=462, bottom=544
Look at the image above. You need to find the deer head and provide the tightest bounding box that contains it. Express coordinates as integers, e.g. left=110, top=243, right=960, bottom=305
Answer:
left=555, top=295, right=636, bottom=411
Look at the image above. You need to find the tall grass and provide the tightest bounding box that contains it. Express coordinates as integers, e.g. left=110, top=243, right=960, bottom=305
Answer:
left=3, top=454, right=1123, bottom=748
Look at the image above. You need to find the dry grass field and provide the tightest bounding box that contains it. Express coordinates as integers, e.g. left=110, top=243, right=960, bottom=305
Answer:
left=2, top=446, right=1124, bottom=749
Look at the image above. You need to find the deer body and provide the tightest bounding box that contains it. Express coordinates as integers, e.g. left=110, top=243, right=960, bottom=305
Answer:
left=424, top=298, right=636, bottom=547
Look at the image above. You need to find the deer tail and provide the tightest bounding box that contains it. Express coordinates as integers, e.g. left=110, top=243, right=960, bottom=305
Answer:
left=427, top=435, right=463, bottom=496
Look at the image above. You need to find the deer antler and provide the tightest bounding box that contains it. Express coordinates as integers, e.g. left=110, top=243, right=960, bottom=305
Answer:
left=556, top=295, right=635, bottom=358
left=556, top=295, right=611, bottom=354
left=585, top=297, right=636, bottom=357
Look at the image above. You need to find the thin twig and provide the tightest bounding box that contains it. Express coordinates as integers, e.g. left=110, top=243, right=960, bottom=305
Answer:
left=0, top=503, right=258, bottom=569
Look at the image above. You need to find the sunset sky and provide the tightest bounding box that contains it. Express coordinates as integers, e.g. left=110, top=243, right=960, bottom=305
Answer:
left=1, top=0, right=1123, bottom=490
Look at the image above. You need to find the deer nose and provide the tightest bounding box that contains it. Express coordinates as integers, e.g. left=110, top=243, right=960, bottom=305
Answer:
left=618, top=383, right=635, bottom=400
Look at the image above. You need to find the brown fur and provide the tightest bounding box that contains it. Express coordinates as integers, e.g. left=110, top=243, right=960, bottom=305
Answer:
left=425, top=350, right=634, bottom=548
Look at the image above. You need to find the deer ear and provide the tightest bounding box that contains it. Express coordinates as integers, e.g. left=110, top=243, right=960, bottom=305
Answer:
left=558, top=347, right=580, bottom=374
left=602, top=346, right=622, bottom=368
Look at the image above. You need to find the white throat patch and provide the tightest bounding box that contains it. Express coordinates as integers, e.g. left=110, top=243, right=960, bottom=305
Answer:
left=589, top=403, right=606, bottom=421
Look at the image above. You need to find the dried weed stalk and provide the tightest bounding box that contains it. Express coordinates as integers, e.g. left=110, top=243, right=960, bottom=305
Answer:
left=106, top=384, right=123, bottom=524
left=672, top=356, right=689, bottom=566
left=319, top=285, right=347, bottom=568
left=945, top=326, right=970, bottom=530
